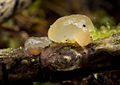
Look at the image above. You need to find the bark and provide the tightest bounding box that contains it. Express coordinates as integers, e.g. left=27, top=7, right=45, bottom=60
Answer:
left=0, top=33, right=120, bottom=83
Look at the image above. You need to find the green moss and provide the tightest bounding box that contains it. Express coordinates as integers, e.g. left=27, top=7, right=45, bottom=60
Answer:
left=19, top=46, right=23, bottom=50
left=94, top=73, right=98, bottom=79
left=112, top=37, right=120, bottom=45
left=90, top=10, right=120, bottom=40
left=90, top=23, right=120, bottom=40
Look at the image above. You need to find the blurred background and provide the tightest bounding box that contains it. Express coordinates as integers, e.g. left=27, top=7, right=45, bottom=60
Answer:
left=0, top=0, right=120, bottom=49
left=1, top=0, right=120, bottom=85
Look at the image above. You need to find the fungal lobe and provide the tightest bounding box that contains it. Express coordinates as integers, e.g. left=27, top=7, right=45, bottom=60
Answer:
left=24, top=37, right=52, bottom=55
left=48, top=14, right=94, bottom=47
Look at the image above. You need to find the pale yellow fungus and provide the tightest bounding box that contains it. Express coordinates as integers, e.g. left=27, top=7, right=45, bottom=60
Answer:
left=48, top=14, right=94, bottom=46
left=24, top=37, right=52, bottom=55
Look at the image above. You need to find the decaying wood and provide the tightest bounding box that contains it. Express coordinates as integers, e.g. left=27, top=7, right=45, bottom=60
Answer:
left=0, top=33, right=120, bottom=83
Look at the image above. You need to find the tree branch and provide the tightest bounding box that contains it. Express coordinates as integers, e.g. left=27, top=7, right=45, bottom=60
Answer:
left=0, top=33, right=120, bottom=82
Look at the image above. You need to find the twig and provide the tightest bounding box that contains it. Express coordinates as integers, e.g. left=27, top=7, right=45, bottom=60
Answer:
left=0, top=33, right=120, bottom=82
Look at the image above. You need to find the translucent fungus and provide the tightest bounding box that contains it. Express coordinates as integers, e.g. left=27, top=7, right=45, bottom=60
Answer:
left=48, top=14, right=94, bottom=46
left=24, top=37, right=52, bottom=55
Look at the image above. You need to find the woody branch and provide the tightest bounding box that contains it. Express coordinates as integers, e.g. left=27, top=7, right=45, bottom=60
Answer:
left=0, top=33, right=120, bottom=82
